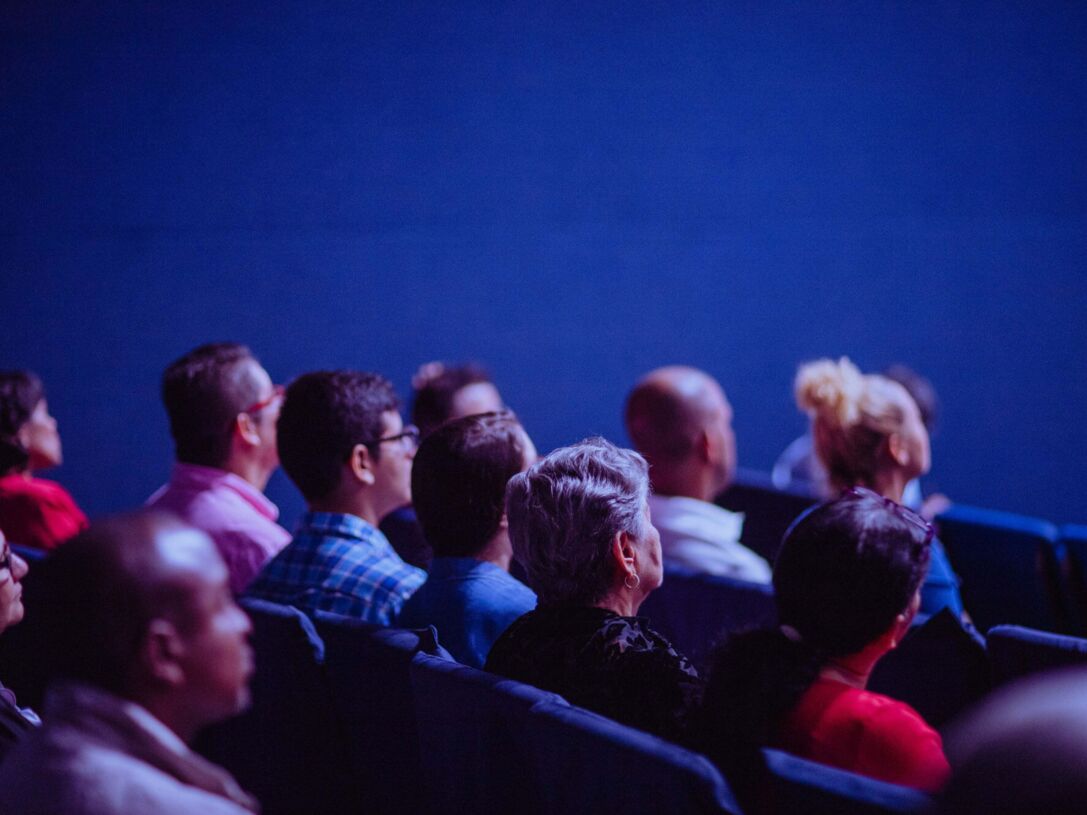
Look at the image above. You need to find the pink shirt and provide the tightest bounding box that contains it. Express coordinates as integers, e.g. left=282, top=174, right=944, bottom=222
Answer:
left=146, top=463, right=291, bottom=594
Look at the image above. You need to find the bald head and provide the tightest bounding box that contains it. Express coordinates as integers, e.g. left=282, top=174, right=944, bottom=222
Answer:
left=624, top=366, right=735, bottom=500
left=37, top=511, right=228, bottom=696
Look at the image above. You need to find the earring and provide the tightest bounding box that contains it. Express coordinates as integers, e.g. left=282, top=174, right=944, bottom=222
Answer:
left=624, top=573, right=640, bottom=591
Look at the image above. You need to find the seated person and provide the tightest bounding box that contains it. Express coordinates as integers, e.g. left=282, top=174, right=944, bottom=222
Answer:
left=625, top=366, right=770, bottom=582
left=792, top=357, right=963, bottom=619
left=696, top=487, right=949, bottom=795
left=246, top=371, right=425, bottom=624
left=0, top=371, right=88, bottom=550
left=0, top=528, right=37, bottom=762
left=147, top=343, right=290, bottom=593
left=398, top=412, right=537, bottom=667
left=0, top=512, right=257, bottom=813
left=485, top=437, right=702, bottom=742
left=382, top=361, right=505, bottom=570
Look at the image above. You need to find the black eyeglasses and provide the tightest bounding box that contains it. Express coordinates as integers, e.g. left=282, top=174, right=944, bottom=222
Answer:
left=361, top=424, right=420, bottom=451
left=0, top=543, right=10, bottom=574
left=844, top=486, right=934, bottom=544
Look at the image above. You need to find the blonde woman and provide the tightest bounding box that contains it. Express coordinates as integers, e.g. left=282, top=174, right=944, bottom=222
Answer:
left=794, top=357, right=963, bottom=619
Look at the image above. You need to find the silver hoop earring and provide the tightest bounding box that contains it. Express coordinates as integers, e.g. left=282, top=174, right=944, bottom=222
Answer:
left=624, top=573, right=640, bottom=591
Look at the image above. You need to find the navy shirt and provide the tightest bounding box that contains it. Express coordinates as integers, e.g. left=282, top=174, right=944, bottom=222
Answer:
left=920, top=538, right=964, bottom=620
left=398, top=557, right=536, bottom=668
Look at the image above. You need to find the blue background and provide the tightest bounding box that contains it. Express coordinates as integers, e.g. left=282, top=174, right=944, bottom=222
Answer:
left=2, top=1, right=1084, bottom=529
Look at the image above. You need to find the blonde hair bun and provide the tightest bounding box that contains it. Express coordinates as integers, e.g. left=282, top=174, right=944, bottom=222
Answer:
left=795, top=356, right=865, bottom=426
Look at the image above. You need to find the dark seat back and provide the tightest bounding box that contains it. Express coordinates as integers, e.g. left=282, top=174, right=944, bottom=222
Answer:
left=195, top=598, right=351, bottom=815
left=641, top=565, right=776, bottom=671
left=760, top=749, right=930, bottom=815
left=986, top=624, right=1087, bottom=686
left=717, top=468, right=817, bottom=564
left=935, top=505, right=1065, bottom=633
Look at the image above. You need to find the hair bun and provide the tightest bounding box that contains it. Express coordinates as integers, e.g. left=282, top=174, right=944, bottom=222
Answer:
left=795, top=356, right=864, bottom=426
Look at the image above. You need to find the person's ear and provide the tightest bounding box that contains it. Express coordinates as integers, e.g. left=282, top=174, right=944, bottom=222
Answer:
left=889, top=591, right=922, bottom=648
left=496, top=512, right=509, bottom=532
left=696, top=427, right=714, bottom=465
left=347, top=444, right=377, bottom=486
left=886, top=432, right=910, bottom=468
left=234, top=413, right=262, bottom=448
left=142, top=619, right=187, bottom=686
left=611, top=530, right=637, bottom=576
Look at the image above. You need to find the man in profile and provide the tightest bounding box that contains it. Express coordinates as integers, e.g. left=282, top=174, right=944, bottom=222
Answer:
left=246, top=370, right=425, bottom=624
left=624, top=365, right=770, bottom=583
left=399, top=411, right=537, bottom=667
left=0, top=512, right=257, bottom=814
left=148, top=342, right=291, bottom=594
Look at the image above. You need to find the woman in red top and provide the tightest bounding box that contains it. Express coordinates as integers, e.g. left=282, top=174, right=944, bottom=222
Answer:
left=695, top=487, right=948, bottom=803
left=0, top=371, right=87, bottom=550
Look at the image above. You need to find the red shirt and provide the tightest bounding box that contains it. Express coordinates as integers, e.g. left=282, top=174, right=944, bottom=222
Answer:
left=778, top=677, right=950, bottom=792
left=0, top=473, right=89, bottom=551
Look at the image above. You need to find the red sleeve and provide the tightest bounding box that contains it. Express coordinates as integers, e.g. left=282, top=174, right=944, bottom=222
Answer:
left=853, top=697, right=950, bottom=792
left=0, top=480, right=88, bottom=550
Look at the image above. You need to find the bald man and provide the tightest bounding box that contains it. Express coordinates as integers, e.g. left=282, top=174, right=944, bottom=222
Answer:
left=0, top=512, right=258, bottom=814
left=624, top=366, right=771, bottom=583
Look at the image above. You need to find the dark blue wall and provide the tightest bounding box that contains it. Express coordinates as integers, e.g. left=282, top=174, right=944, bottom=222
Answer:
left=3, top=2, right=1085, bottom=528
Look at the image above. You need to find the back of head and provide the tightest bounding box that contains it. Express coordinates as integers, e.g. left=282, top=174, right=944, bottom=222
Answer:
left=698, top=488, right=931, bottom=765
left=938, top=668, right=1087, bottom=815
left=411, top=411, right=529, bottom=558
left=161, top=342, right=263, bottom=468
left=34, top=511, right=208, bottom=697
left=0, top=371, right=44, bottom=475
left=411, top=361, right=497, bottom=438
left=795, top=357, right=910, bottom=490
left=506, top=437, right=648, bottom=607
left=884, top=363, right=939, bottom=435
left=277, top=370, right=398, bottom=502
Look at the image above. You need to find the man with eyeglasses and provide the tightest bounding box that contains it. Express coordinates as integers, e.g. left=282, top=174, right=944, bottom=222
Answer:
left=0, top=530, right=39, bottom=762
left=245, top=371, right=425, bottom=625
left=147, top=343, right=291, bottom=595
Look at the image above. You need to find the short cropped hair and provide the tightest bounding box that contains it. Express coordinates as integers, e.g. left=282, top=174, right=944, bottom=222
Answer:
left=0, top=370, right=45, bottom=475
left=34, top=512, right=206, bottom=696
left=411, top=411, right=527, bottom=558
left=506, top=437, right=649, bottom=607
left=277, top=370, right=399, bottom=502
left=411, top=362, right=494, bottom=438
left=161, top=343, right=265, bottom=468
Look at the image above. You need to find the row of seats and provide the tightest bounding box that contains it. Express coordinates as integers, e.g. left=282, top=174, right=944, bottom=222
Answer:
left=719, top=469, right=1087, bottom=635
left=204, top=598, right=935, bottom=815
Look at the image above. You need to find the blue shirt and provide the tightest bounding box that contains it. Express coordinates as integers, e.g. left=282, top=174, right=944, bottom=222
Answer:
left=245, top=511, right=425, bottom=625
left=398, top=557, right=537, bottom=668
left=920, top=537, right=964, bottom=620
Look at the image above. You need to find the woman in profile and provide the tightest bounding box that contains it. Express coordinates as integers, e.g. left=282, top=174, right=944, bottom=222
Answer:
left=485, top=437, right=701, bottom=742
left=794, top=356, right=962, bottom=618
left=696, top=488, right=949, bottom=797
left=0, top=371, right=87, bottom=550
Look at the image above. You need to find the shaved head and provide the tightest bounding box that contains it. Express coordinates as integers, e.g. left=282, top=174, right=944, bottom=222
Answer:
left=624, top=366, right=735, bottom=499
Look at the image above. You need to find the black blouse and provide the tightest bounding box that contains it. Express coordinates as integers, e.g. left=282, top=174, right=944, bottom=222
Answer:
left=484, top=605, right=702, bottom=742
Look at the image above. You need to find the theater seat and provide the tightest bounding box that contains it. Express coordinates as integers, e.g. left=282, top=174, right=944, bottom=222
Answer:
left=760, top=749, right=930, bottom=815
left=935, top=505, right=1065, bottom=633
left=716, top=468, right=818, bottom=564
left=195, top=598, right=352, bottom=815
left=313, top=613, right=448, bottom=815
left=524, top=701, right=742, bottom=814
left=10, top=544, right=45, bottom=563
left=1058, top=524, right=1087, bottom=634
left=986, top=624, right=1087, bottom=686
left=410, top=653, right=566, bottom=813
left=640, top=565, right=776, bottom=670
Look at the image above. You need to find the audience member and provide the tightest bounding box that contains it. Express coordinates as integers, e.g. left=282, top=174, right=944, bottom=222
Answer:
left=0, top=371, right=88, bottom=550
left=937, top=667, right=1087, bottom=815
left=381, top=361, right=506, bottom=570
left=246, top=371, right=425, bottom=624
left=624, top=366, right=770, bottom=583
left=695, top=487, right=949, bottom=797
left=0, top=529, right=37, bottom=762
left=792, top=357, right=964, bottom=619
left=147, top=343, right=290, bottom=594
left=399, top=412, right=537, bottom=667
left=485, top=437, right=701, bottom=741
left=0, top=512, right=257, bottom=813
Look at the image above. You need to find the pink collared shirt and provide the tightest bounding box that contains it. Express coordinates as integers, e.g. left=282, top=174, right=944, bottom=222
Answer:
left=146, top=463, right=291, bottom=594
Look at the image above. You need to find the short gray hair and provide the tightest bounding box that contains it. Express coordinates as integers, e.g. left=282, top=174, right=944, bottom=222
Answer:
left=506, top=437, right=649, bottom=607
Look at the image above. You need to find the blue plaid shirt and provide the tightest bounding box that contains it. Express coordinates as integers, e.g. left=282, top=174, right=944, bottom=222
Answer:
left=245, top=511, right=425, bottom=625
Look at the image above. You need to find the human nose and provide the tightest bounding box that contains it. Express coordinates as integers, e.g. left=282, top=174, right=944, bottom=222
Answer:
left=10, top=552, right=28, bottom=581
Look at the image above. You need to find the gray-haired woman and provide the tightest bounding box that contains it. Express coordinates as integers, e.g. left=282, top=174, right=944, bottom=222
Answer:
left=485, top=437, right=701, bottom=741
